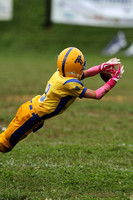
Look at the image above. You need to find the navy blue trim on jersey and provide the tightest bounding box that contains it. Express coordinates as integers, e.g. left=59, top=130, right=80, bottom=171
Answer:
left=41, top=95, right=74, bottom=120
left=79, top=87, right=87, bottom=98
left=62, top=47, right=74, bottom=77
left=63, top=79, right=84, bottom=86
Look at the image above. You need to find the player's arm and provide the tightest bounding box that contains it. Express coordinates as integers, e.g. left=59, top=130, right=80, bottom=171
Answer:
left=82, top=58, right=120, bottom=79
left=83, top=64, right=124, bottom=99
left=83, top=82, right=113, bottom=99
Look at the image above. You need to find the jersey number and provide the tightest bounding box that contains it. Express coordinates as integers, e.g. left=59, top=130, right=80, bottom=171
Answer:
left=39, top=83, right=51, bottom=103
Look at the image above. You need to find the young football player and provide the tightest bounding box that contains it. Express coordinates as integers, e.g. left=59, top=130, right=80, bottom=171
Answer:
left=0, top=47, right=124, bottom=153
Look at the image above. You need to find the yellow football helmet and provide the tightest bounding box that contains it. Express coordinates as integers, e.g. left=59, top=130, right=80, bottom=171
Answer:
left=57, top=47, right=86, bottom=80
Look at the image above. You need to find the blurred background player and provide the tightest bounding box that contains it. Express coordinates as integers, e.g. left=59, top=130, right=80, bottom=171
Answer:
left=0, top=47, right=124, bottom=153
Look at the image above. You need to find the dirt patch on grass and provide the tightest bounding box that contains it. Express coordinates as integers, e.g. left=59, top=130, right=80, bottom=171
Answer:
left=0, top=95, right=35, bottom=102
left=0, top=94, right=132, bottom=103
left=102, top=95, right=131, bottom=103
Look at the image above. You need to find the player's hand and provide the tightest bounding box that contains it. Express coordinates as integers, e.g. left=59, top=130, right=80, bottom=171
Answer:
left=112, top=64, right=124, bottom=82
left=107, top=58, right=120, bottom=65
left=99, top=58, right=120, bottom=74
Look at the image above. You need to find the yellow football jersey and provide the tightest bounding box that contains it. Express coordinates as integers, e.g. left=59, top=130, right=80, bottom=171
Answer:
left=32, top=71, right=87, bottom=118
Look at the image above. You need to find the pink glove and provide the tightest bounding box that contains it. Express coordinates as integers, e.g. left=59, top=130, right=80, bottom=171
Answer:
left=106, top=64, right=124, bottom=88
left=112, top=64, right=124, bottom=82
left=96, top=63, right=124, bottom=99
left=87, top=58, right=120, bottom=76
left=99, top=58, right=120, bottom=74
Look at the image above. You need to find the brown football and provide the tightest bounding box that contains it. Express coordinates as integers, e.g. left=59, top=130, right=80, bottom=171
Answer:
left=100, top=71, right=112, bottom=82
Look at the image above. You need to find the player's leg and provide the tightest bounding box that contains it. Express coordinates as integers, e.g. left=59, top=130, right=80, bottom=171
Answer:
left=0, top=133, right=12, bottom=153
left=0, top=101, right=44, bottom=153
left=0, top=102, right=31, bottom=153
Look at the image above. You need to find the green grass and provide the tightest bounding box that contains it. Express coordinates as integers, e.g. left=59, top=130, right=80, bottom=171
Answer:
left=0, top=52, right=133, bottom=200
left=0, top=1, right=133, bottom=198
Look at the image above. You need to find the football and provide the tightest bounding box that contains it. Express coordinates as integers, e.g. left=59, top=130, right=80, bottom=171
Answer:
left=100, top=71, right=112, bottom=82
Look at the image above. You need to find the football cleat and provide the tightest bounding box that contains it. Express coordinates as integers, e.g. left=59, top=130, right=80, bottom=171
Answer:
left=57, top=47, right=86, bottom=80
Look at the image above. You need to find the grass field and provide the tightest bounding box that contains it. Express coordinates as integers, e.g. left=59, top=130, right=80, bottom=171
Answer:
left=0, top=49, right=133, bottom=200
left=0, top=3, right=133, bottom=197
